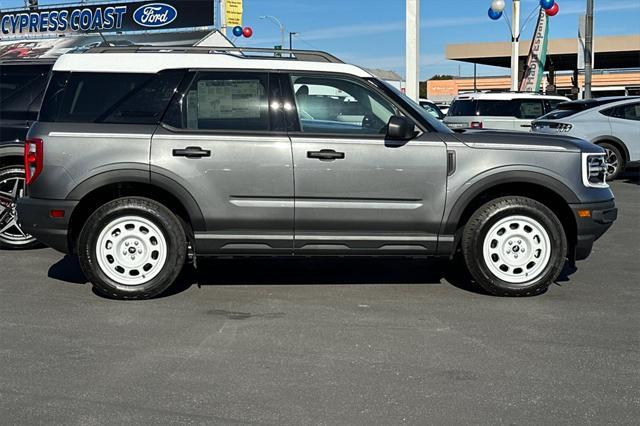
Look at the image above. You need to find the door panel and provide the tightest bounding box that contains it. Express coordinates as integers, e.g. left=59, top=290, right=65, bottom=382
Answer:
left=151, top=71, right=294, bottom=255
left=292, top=135, right=447, bottom=254
left=286, top=73, right=447, bottom=255
left=151, top=131, right=294, bottom=253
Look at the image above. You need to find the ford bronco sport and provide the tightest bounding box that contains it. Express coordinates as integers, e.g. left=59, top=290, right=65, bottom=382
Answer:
left=17, top=47, right=617, bottom=299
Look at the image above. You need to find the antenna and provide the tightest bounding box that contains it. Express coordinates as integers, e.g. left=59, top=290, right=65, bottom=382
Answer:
left=96, top=29, right=113, bottom=47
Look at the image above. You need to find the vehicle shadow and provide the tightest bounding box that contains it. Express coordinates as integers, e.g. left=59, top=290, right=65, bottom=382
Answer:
left=47, top=255, right=492, bottom=298
left=47, top=255, right=88, bottom=285
left=620, top=166, right=639, bottom=185
left=166, top=256, right=489, bottom=298
left=48, top=255, right=580, bottom=299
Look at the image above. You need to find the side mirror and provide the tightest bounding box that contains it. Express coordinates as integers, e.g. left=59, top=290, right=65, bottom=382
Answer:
left=386, top=115, right=415, bottom=140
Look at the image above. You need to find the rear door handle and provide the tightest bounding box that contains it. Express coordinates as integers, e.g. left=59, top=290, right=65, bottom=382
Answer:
left=520, top=124, right=532, bottom=128
left=307, top=149, right=345, bottom=161
left=172, top=146, right=211, bottom=158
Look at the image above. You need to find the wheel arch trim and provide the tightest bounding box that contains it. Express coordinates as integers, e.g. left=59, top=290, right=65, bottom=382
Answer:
left=592, top=136, right=630, bottom=163
left=66, top=169, right=206, bottom=232
left=442, top=170, right=580, bottom=235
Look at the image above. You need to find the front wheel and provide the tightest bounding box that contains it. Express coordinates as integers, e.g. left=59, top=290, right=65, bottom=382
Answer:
left=461, top=196, right=567, bottom=297
left=78, top=197, right=187, bottom=300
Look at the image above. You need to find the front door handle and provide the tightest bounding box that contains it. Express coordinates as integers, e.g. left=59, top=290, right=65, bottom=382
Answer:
left=172, top=146, right=211, bottom=158
left=307, top=149, right=345, bottom=161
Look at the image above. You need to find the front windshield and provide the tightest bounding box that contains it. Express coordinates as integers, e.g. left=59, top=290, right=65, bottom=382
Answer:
left=371, top=78, right=452, bottom=133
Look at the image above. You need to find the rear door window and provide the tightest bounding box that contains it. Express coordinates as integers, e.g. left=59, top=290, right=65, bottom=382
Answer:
left=163, top=72, right=270, bottom=132
left=515, top=100, right=545, bottom=119
left=606, top=103, right=640, bottom=121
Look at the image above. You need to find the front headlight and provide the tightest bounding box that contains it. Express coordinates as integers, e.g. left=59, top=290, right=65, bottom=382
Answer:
left=582, top=153, right=608, bottom=188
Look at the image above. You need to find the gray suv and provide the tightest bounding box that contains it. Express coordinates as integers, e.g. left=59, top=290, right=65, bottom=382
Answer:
left=17, top=47, right=617, bottom=299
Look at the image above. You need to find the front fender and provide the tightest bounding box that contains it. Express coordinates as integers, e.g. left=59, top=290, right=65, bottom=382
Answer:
left=442, top=167, right=581, bottom=235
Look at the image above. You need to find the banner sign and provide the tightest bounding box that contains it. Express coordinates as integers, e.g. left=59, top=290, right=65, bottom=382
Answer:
left=0, top=0, right=214, bottom=38
left=0, top=30, right=213, bottom=60
left=225, top=0, right=243, bottom=27
left=520, top=8, right=549, bottom=93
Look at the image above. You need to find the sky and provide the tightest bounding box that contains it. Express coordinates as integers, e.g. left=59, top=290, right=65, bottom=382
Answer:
left=1, top=0, right=639, bottom=79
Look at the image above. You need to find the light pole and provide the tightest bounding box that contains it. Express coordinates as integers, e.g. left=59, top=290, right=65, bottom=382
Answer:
left=289, top=32, right=298, bottom=50
left=510, top=0, right=521, bottom=92
left=260, top=15, right=285, bottom=50
left=584, top=0, right=594, bottom=99
left=406, top=0, right=420, bottom=102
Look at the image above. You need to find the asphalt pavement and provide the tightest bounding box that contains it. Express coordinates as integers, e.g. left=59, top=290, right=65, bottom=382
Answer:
left=0, top=175, right=638, bottom=425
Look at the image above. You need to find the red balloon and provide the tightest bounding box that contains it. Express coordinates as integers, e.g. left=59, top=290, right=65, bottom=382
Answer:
left=545, top=3, right=559, bottom=16
left=242, top=27, right=253, bottom=38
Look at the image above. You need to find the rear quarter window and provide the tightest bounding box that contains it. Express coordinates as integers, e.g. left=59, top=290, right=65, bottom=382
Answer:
left=39, top=71, right=184, bottom=124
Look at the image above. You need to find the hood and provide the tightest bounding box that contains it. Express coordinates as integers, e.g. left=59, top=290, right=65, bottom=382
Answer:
left=452, top=130, right=603, bottom=154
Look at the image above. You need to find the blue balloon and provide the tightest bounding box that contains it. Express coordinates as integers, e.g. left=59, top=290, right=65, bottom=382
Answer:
left=540, top=0, right=555, bottom=10
left=488, top=8, right=503, bottom=20
left=232, top=26, right=243, bottom=37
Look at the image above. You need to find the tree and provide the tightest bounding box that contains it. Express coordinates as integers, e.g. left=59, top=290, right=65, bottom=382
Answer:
left=429, top=74, right=455, bottom=81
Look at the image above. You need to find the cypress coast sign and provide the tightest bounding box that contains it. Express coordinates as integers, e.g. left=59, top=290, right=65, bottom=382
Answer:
left=0, top=0, right=213, bottom=38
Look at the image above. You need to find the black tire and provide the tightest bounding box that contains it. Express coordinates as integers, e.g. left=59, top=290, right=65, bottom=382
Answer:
left=0, top=166, right=43, bottom=250
left=461, top=196, right=567, bottom=297
left=598, top=142, right=625, bottom=181
left=77, top=197, right=187, bottom=300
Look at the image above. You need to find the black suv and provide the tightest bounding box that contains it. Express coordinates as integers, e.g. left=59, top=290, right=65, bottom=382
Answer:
left=0, top=59, right=53, bottom=249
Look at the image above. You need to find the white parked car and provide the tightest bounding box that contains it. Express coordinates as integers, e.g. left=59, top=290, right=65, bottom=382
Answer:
left=533, top=97, right=640, bottom=179
left=444, top=92, right=569, bottom=131
left=418, top=99, right=445, bottom=121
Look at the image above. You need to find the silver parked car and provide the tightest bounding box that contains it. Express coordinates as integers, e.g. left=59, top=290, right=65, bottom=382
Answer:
left=533, top=97, right=640, bottom=180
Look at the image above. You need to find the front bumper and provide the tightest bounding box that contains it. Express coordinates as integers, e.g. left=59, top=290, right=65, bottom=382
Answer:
left=570, top=199, right=617, bottom=261
left=16, top=197, right=77, bottom=254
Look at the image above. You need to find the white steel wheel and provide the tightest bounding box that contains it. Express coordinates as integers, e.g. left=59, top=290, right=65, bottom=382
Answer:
left=95, top=215, right=168, bottom=286
left=482, top=215, right=552, bottom=284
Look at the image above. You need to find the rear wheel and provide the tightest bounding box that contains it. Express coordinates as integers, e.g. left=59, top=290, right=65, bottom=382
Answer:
left=598, top=142, right=625, bottom=180
left=461, top=196, right=567, bottom=297
left=0, top=166, right=42, bottom=250
left=78, top=197, right=187, bottom=300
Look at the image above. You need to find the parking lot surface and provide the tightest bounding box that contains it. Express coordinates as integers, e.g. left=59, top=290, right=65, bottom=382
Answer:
left=1, top=176, right=638, bottom=425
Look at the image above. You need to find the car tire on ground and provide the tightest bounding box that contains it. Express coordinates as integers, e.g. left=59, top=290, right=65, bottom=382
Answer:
left=461, top=196, right=567, bottom=297
left=0, top=166, right=42, bottom=250
left=77, top=197, right=187, bottom=300
left=598, top=142, right=625, bottom=181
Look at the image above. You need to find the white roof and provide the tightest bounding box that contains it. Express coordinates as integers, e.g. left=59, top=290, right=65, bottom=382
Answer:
left=455, top=92, right=569, bottom=101
left=53, top=52, right=372, bottom=77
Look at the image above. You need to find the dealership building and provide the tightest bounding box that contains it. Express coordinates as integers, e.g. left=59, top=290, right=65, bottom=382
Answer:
left=429, top=34, right=640, bottom=103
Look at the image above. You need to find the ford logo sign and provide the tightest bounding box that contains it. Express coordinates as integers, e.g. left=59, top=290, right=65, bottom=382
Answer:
left=133, top=3, right=178, bottom=28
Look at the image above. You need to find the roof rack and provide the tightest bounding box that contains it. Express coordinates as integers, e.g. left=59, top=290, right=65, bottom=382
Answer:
left=82, top=46, right=344, bottom=64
